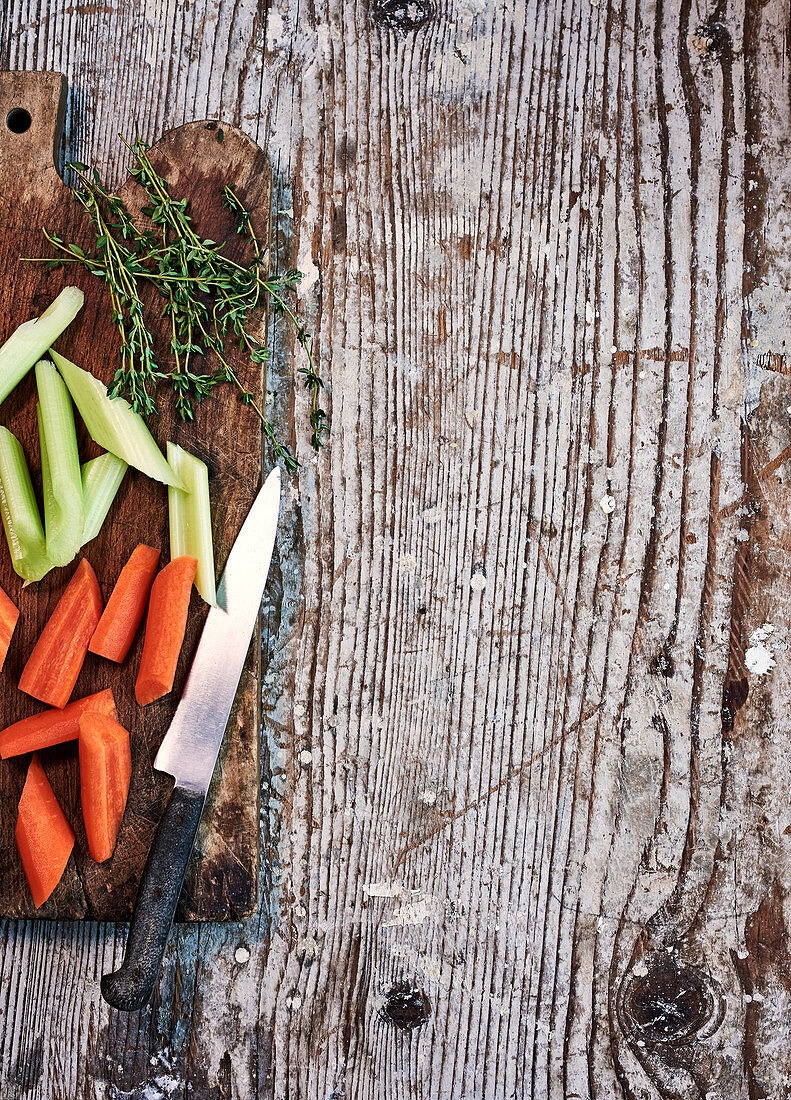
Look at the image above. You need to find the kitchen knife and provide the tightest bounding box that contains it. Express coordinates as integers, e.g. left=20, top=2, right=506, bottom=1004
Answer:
left=101, top=466, right=281, bottom=1012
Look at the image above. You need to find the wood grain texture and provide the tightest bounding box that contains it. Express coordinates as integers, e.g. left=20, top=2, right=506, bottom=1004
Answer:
left=0, top=0, right=785, bottom=1097
left=0, top=71, right=269, bottom=922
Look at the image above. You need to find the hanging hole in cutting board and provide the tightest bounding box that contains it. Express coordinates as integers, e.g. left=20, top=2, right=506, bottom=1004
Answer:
left=6, top=109, right=31, bottom=134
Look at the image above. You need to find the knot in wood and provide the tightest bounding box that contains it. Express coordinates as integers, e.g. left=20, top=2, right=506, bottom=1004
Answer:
left=690, top=21, right=731, bottom=62
left=372, top=0, right=433, bottom=33
left=382, top=985, right=431, bottom=1030
left=619, top=954, right=718, bottom=1045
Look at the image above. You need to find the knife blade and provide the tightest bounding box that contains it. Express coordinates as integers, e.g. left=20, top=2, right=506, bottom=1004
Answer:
left=101, top=466, right=281, bottom=1012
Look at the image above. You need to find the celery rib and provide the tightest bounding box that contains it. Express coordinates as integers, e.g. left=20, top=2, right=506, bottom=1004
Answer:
left=50, top=350, right=182, bottom=488
left=81, top=453, right=128, bottom=545
left=36, top=360, right=84, bottom=567
left=0, top=428, right=49, bottom=582
left=167, top=442, right=216, bottom=606
left=0, top=288, right=84, bottom=405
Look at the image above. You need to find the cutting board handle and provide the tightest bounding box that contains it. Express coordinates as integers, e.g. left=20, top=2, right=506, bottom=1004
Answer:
left=0, top=72, right=66, bottom=189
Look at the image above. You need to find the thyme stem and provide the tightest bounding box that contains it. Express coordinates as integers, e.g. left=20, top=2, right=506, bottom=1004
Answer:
left=28, top=138, right=329, bottom=469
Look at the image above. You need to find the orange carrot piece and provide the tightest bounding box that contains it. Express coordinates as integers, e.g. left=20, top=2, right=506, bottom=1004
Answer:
left=89, top=544, right=160, bottom=663
left=15, top=753, right=75, bottom=908
left=79, top=712, right=132, bottom=863
left=0, top=688, right=116, bottom=759
left=18, top=558, right=103, bottom=708
left=0, top=584, right=19, bottom=670
left=135, top=556, right=197, bottom=706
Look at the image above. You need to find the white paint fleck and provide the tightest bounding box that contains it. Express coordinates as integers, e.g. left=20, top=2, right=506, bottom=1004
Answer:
left=419, top=788, right=438, bottom=805
left=745, top=644, right=775, bottom=677
left=362, top=881, right=405, bottom=899
left=266, top=8, right=285, bottom=46
left=384, top=893, right=443, bottom=928
left=421, top=504, right=443, bottom=524
left=470, top=571, right=486, bottom=592
left=599, top=494, right=616, bottom=514
left=736, top=947, right=749, bottom=959
left=235, top=947, right=250, bottom=964
left=746, top=623, right=778, bottom=676
left=737, top=529, right=749, bottom=542
left=287, top=992, right=302, bottom=1011
left=299, top=749, right=313, bottom=766
left=296, top=251, right=320, bottom=296
left=632, top=961, right=648, bottom=977
left=398, top=553, right=417, bottom=574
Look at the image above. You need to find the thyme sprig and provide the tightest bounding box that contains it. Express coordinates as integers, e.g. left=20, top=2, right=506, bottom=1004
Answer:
left=31, top=137, right=328, bottom=470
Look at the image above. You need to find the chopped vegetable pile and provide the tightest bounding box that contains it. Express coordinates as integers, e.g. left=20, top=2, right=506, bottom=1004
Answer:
left=2, top=542, right=198, bottom=905
left=0, top=286, right=227, bottom=908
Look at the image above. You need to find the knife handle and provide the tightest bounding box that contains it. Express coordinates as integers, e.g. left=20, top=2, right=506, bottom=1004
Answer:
left=101, top=785, right=205, bottom=1012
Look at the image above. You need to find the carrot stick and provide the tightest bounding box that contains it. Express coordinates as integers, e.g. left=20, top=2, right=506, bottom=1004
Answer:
left=135, top=556, right=197, bottom=706
left=79, top=712, right=132, bottom=863
left=0, top=584, right=19, bottom=670
left=15, top=753, right=75, bottom=908
left=18, top=558, right=103, bottom=708
left=0, top=688, right=116, bottom=759
left=89, top=544, right=160, bottom=663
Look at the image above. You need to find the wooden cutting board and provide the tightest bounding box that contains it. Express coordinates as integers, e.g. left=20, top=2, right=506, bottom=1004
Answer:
left=0, top=71, right=271, bottom=921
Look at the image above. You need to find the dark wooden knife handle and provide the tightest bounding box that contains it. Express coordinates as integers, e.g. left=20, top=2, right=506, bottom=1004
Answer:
left=101, top=785, right=205, bottom=1012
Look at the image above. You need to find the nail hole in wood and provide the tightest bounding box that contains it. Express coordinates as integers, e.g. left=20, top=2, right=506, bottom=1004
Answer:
left=382, top=985, right=431, bottom=1031
left=6, top=109, right=31, bottom=134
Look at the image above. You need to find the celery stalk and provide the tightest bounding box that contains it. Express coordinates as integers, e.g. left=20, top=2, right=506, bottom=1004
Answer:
left=167, top=442, right=216, bottom=606
left=81, top=453, right=128, bottom=544
left=36, top=405, right=55, bottom=554
left=50, top=350, right=182, bottom=488
left=0, top=428, right=49, bottom=581
left=0, top=288, right=84, bottom=405
left=36, top=360, right=84, bottom=567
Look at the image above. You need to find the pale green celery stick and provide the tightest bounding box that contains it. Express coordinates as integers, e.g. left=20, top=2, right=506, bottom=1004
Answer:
left=50, top=350, right=182, bottom=488
left=36, top=360, right=84, bottom=567
left=0, top=427, right=49, bottom=581
left=0, top=288, right=84, bottom=405
left=167, top=442, right=216, bottom=606
left=36, top=404, right=55, bottom=554
left=81, top=453, right=128, bottom=544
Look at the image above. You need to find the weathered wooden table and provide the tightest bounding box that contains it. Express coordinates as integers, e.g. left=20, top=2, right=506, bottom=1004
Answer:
left=0, top=0, right=787, bottom=1096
